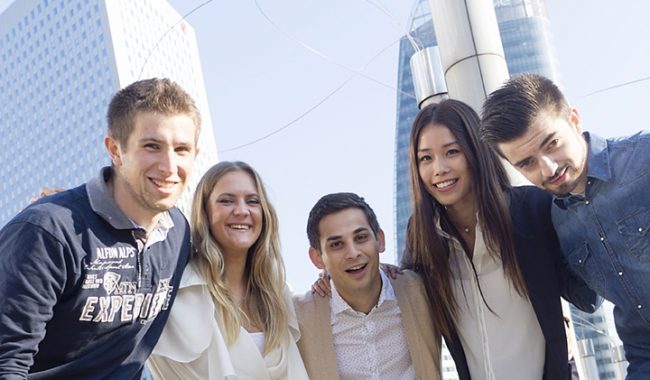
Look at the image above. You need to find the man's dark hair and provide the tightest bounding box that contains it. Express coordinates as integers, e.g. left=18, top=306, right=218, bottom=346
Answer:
left=306, top=192, right=380, bottom=250
left=480, top=73, right=570, bottom=149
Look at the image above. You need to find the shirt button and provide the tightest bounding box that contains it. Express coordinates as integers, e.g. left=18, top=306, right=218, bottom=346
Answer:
left=587, top=181, right=591, bottom=185
left=585, top=200, right=590, bottom=205
left=600, top=237, right=605, bottom=241
left=639, top=227, right=644, bottom=232
left=618, top=271, right=623, bottom=276
left=578, top=259, right=583, bottom=264
left=638, top=305, right=643, bottom=309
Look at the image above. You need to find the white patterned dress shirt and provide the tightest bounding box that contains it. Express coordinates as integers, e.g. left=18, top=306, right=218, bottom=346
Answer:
left=330, top=270, right=415, bottom=380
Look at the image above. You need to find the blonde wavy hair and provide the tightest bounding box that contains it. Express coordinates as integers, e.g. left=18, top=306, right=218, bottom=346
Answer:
left=190, top=161, right=289, bottom=351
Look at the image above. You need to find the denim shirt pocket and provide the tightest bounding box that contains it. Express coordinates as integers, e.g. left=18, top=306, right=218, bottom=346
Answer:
left=566, top=242, right=604, bottom=294
left=616, top=207, right=650, bottom=263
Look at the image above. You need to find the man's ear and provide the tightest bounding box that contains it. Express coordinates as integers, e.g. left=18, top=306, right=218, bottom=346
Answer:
left=309, top=247, right=326, bottom=270
left=375, top=228, right=386, bottom=253
left=569, top=107, right=583, bottom=134
left=104, top=136, right=122, bottom=167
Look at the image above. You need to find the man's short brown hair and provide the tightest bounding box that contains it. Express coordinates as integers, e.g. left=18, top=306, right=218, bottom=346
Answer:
left=107, top=78, right=201, bottom=147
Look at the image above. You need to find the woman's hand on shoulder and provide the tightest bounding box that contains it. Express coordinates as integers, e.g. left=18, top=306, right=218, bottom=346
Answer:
left=311, top=270, right=331, bottom=297
left=380, top=263, right=403, bottom=279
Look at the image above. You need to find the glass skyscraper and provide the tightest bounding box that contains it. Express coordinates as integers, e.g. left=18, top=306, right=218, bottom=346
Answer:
left=394, top=0, right=560, bottom=257
left=0, top=0, right=218, bottom=226
left=394, top=1, right=623, bottom=379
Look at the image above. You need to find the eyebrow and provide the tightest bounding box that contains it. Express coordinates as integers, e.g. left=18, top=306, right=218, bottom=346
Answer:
left=138, top=137, right=164, bottom=144
left=324, top=227, right=370, bottom=242
left=139, top=137, right=195, bottom=147
left=216, top=192, right=259, bottom=198
left=418, top=140, right=459, bottom=152
left=512, top=132, right=557, bottom=167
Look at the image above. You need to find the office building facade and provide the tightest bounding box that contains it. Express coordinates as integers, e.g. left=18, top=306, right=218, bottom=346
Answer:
left=0, top=0, right=218, bottom=226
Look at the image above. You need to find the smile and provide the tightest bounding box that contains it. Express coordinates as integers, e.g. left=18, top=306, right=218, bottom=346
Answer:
left=434, top=179, right=458, bottom=189
left=345, top=263, right=367, bottom=273
left=548, top=167, right=568, bottom=185
left=227, top=224, right=252, bottom=230
left=150, top=178, right=178, bottom=189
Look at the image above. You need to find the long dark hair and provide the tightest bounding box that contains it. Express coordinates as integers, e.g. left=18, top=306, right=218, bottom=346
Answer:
left=402, top=99, right=527, bottom=340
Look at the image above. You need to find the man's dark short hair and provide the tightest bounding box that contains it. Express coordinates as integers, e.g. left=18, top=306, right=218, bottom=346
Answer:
left=480, top=73, right=570, bottom=150
left=306, top=192, right=381, bottom=250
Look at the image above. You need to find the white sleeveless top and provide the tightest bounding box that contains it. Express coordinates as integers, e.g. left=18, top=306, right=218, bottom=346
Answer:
left=248, top=331, right=265, bottom=353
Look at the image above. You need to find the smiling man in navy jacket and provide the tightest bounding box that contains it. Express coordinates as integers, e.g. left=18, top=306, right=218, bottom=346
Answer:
left=0, top=78, right=200, bottom=379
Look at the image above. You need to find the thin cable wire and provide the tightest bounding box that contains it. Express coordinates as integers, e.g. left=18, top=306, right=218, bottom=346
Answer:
left=364, top=0, right=421, bottom=51
left=576, top=76, right=650, bottom=100
left=253, top=0, right=414, bottom=99
left=137, top=0, right=214, bottom=80
left=219, top=39, right=400, bottom=153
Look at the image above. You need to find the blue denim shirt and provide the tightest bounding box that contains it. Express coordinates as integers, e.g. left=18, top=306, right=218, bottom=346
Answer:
left=552, top=131, right=650, bottom=379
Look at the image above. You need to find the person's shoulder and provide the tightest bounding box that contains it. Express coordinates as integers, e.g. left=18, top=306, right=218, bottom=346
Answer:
left=608, top=130, right=650, bottom=144
left=509, top=185, right=550, bottom=202
left=391, top=269, right=423, bottom=288
left=9, top=185, right=89, bottom=230
left=508, top=185, right=552, bottom=212
left=604, top=131, right=650, bottom=156
left=291, top=289, right=324, bottom=326
left=292, top=288, right=318, bottom=307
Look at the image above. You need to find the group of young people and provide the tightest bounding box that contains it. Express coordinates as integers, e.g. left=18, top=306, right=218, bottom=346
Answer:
left=0, top=73, right=647, bottom=380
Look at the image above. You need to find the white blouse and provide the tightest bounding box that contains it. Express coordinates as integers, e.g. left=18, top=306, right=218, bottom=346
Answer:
left=440, top=221, right=545, bottom=380
left=147, top=263, right=309, bottom=380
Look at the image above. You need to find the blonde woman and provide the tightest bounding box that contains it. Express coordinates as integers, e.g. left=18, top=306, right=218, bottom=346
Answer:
left=148, top=161, right=308, bottom=380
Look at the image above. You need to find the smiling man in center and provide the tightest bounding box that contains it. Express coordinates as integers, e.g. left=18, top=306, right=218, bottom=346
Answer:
left=293, top=192, right=441, bottom=380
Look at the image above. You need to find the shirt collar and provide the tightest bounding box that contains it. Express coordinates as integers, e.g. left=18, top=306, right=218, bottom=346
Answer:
left=583, top=132, right=611, bottom=182
left=87, top=167, right=174, bottom=234
left=330, top=270, right=396, bottom=316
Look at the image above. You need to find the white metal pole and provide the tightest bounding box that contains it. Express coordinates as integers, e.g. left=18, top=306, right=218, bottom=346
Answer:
left=425, top=0, right=527, bottom=185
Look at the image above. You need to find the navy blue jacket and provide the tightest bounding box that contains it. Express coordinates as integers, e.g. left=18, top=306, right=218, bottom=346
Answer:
left=446, top=186, right=601, bottom=380
left=0, top=169, right=191, bottom=379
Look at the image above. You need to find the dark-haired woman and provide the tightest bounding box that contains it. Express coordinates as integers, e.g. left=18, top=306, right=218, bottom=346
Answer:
left=404, top=99, right=600, bottom=380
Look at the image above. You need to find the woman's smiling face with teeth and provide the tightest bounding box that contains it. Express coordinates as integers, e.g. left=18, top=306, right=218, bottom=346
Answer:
left=416, top=123, right=473, bottom=210
left=207, top=170, right=263, bottom=256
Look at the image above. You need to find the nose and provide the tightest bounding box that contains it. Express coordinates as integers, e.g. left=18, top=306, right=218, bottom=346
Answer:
left=344, top=243, right=362, bottom=260
left=158, top=148, right=178, bottom=175
left=540, top=155, right=558, bottom=178
left=433, top=157, right=449, bottom=176
left=232, top=199, right=250, bottom=216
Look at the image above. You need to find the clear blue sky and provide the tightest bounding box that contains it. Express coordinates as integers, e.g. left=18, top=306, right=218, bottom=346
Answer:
left=2, top=0, right=648, bottom=293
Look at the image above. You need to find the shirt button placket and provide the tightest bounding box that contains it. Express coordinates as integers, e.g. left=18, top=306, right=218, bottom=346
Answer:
left=367, top=320, right=379, bottom=379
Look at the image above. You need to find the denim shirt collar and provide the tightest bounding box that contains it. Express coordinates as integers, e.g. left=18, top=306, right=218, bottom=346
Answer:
left=584, top=132, right=611, bottom=182
left=554, top=132, right=610, bottom=209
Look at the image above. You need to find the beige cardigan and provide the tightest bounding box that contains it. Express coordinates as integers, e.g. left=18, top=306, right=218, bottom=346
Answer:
left=293, top=270, right=442, bottom=380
